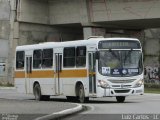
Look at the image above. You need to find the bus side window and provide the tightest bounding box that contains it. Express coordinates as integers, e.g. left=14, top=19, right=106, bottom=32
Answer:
left=42, top=49, right=53, bottom=68
left=76, top=46, right=86, bottom=67
left=16, top=51, right=25, bottom=69
left=63, top=47, right=75, bottom=68
left=33, top=50, right=42, bottom=69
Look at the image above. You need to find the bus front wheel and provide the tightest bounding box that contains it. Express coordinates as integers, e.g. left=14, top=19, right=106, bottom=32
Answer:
left=78, top=84, right=89, bottom=103
left=116, top=96, right=125, bottom=103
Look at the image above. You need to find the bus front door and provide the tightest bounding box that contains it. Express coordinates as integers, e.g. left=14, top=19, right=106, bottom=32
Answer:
left=55, top=53, right=62, bottom=95
left=25, top=56, right=32, bottom=93
left=88, top=52, right=96, bottom=95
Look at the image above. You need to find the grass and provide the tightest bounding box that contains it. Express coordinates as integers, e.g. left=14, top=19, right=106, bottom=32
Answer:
left=144, top=83, right=160, bottom=94
left=144, top=88, right=160, bottom=94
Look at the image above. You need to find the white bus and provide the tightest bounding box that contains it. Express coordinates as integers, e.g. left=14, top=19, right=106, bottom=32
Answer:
left=15, top=37, right=144, bottom=103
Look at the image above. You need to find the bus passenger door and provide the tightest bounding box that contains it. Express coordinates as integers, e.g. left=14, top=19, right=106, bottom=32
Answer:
left=25, top=56, right=32, bottom=93
left=55, top=53, right=62, bottom=95
left=88, top=52, right=96, bottom=94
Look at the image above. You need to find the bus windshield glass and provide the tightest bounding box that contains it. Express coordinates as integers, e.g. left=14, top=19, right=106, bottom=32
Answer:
left=98, top=50, right=143, bottom=77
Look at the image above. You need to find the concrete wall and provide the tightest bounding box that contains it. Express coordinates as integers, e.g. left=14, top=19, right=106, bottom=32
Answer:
left=0, top=39, right=9, bottom=59
left=18, top=0, right=49, bottom=24
left=18, top=23, right=83, bottom=45
left=16, top=0, right=84, bottom=45
left=143, top=29, right=160, bottom=83
left=0, top=0, right=10, bottom=83
left=0, top=0, right=10, bottom=46
left=49, top=0, right=89, bottom=24
left=44, top=0, right=160, bottom=24
left=55, top=27, right=83, bottom=41
left=17, top=0, right=160, bottom=24
left=90, top=0, right=160, bottom=22
left=19, top=23, right=56, bottom=45
left=18, top=0, right=89, bottom=25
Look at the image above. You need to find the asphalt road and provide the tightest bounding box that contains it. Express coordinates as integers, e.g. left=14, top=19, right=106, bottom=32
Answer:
left=1, top=89, right=160, bottom=120
left=0, top=88, right=78, bottom=120
left=63, top=94, right=160, bottom=120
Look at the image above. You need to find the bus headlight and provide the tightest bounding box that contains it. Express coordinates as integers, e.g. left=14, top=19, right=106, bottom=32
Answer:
left=98, top=80, right=109, bottom=89
left=134, top=79, right=144, bottom=87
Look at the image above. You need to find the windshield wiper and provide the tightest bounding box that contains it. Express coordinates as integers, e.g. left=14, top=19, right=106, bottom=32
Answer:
left=124, top=49, right=133, bottom=62
left=109, top=49, right=120, bottom=61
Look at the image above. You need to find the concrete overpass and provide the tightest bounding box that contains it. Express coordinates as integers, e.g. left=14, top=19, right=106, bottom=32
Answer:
left=17, top=0, right=160, bottom=27
left=15, top=0, right=160, bottom=50
left=0, top=0, right=159, bottom=83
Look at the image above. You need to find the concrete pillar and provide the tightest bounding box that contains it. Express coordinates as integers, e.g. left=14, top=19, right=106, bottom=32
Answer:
left=7, top=0, right=18, bottom=83
left=83, top=27, right=106, bottom=39
left=83, top=27, right=92, bottom=39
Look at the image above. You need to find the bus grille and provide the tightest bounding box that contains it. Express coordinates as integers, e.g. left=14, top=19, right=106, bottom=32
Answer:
left=114, top=90, right=130, bottom=93
left=112, top=85, right=132, bottom=88
left=112, top=85, right=121, bottom=87
left=108, top=79, right=136, bottom=83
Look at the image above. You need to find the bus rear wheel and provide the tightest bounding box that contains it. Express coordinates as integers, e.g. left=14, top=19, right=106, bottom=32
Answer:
left=33, top=84, right=50, bottom=101
left=116, top=96, right=125, bottom=103
left=33, top=84, right=42, bottom=101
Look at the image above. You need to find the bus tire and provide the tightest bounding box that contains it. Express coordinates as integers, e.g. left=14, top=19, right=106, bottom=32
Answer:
left=33, top=83, right=42, bottom=101
left=116, top=96, right=125, bottom=103
left=78, top=84, right=86, bottom=103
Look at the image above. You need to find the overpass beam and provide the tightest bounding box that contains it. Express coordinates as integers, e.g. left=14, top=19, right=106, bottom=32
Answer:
left=83, top=27, right=106, bottom=39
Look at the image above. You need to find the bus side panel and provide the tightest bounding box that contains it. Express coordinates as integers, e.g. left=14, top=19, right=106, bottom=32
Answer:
left=31, top=78, right=55, bottom=96
left=62, top=78, right=89, bottom=97
left=15, top=78, right=26, bottom=93
left=62, top=78, right=75, bottom=96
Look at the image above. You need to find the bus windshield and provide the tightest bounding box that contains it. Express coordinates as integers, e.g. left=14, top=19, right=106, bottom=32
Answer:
left=98, top=50, right=143, bottom=77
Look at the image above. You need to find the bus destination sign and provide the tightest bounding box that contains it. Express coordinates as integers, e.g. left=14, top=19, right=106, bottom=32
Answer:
left=98, top=40, right=141, bottom=49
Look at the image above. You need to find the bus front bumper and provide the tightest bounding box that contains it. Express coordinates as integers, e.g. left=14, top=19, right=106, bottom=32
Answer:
left=108, top=87, right=144, bottom=97
left=97, top=85, right=144, bottom=97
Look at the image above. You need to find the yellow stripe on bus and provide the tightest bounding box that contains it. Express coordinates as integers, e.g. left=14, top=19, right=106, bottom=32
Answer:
left=15, top=69, right=88, bottom=78
left=15, top=70, right=54, bottom=78
left=89, top=72, right=96, bottom=75
left=60, top=69, right=87, bottom=78
left=15, top=71, right=25, bottom=78
left=30, top=70, right=54, bottom=78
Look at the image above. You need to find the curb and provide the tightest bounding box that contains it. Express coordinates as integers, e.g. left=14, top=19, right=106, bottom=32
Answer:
left=35, top=103, right=83, bottom=120
left=0, top=87, right=16, bottom=90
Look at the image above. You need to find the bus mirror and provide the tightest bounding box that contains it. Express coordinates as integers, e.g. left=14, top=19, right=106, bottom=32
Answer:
left=95, top=51, right=100, bottom=59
